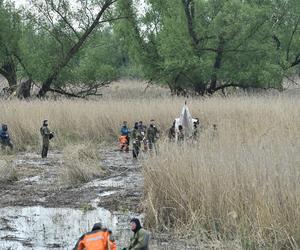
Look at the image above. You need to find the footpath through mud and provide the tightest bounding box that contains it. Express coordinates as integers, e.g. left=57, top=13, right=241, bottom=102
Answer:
left=0, top=149, right=197, bottom=249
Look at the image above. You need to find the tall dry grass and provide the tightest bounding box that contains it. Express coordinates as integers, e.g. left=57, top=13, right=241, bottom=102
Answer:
left=60, top=143, right=104, bottom=185
left=0, top=83, right=299, bottom=247
left=0, top=157, right=18, bottom=183
left=1, top=94, right=298, bottom=150
left=142, top=97, right=300, bottom=249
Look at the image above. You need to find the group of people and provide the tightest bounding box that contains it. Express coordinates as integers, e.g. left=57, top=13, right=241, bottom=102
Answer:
left=119, top=120, right=160, bottom=158
left=0, top=120, right=54, bottom=158
left=167, top=118, right=200, bottom=142
left=74, top=218, right=149, bottom=250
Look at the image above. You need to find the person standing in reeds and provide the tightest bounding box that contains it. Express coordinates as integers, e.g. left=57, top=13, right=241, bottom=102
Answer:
left=168, top=121, right=176, bottom=141
left=40, top=120, right=54, bottom=158
left=131, top=122, right=142, bottom=158
left=177, top=125, right=184, bottom=142
left=120, top=121, right=130, bottom=152
left=146, top=119, right=159, bottom=151
left=0, top=124, right=13, bottom=150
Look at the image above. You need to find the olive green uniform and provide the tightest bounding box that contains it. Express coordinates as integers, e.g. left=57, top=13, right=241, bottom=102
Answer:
left=146, top=126, right=159, bottom=150
left=131, top=128, right=142, bottom=158
left=40, top=126, right=51, bottom=158
left=128, top=228, right=150, bottom=250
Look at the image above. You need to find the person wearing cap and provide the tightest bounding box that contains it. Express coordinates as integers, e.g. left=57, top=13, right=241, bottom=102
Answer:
left=74, top=222, right=116, bottom=250
left=126, top=218, right=150, bottom=250
left=40, top=120, right=54, bottom=158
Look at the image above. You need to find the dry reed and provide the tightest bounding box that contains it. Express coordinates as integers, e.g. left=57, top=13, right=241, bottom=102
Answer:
left=0, top=85, right=299, bottom=248
left=60, top=143, right=104, bottom=185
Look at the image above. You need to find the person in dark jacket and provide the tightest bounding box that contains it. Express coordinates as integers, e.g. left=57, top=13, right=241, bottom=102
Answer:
left=0, top=124, right=13, bottom=150
left=126, top=218, right=150, bottom=250
left=131, top=122, right=142, bottom=158
left=168, top=121, right=176, bottom=141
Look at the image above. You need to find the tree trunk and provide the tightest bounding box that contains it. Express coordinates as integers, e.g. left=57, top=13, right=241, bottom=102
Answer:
left=37, top=0, right=116, bottom=98
left=0, top=61, right=18, bottom=92
left=17, top=79, right=32, bottom=99
left=208, top=37, right=225, bottom=94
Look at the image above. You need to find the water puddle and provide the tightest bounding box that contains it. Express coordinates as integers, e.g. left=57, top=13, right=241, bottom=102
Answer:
left=0, top=149, right=179, bottom=249
left=0, top=206, right=137, bottom=250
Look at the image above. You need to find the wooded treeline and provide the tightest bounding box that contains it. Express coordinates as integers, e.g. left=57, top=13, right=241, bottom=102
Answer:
left=1, top=0, right=300, bottom=98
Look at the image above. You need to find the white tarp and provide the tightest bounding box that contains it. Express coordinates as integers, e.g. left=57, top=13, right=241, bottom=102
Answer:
left=174, top=105, right=197, bottom=138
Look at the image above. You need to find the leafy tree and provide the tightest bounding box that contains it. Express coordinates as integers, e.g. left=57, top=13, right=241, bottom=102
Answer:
left=24, top=0, right=122, bottom=98
left=118, top=0, right=300, bottom=95
left=0, top=1, right=21, bottom=92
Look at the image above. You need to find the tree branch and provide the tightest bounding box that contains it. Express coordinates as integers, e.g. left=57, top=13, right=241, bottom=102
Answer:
left=50, top=0, right=80, bottom=39
left=181, top=0, right=200, bottom=49
left=286, top=17, right=300, bottom=61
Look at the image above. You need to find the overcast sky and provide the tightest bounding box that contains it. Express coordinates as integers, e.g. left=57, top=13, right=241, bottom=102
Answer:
left=12, top=0, right=27, bottom=7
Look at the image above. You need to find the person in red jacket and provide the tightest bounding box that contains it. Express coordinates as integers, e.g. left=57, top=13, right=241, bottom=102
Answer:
left=74, top=223, right=116, bottom=250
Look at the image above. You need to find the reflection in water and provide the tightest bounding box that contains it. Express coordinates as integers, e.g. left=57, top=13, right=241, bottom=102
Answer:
left=0, top=206, right=137, bottom=250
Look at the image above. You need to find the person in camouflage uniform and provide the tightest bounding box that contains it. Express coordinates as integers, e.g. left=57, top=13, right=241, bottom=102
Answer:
left=40, top=120, right=53, bottom=158
left=138, top=121, right=148, bottom=151
left=131, top=122, right=142, bottom=158
left=0, top=124, right=13, bottom=150
left=146, top=119, right=159, bottom=151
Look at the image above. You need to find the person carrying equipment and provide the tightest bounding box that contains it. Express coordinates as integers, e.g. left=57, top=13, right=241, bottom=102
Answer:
left=0, top=124, right=13, bottom=150
left=74, top=222, right=116, bottom=250
left=40, top=120, right=54, bottom=158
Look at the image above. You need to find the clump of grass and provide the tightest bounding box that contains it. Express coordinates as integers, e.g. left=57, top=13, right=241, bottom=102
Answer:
left=143, top=135, right=300, bottom=249
left=60, top=143, right=104, bottom=185
left=0, top=157, right=18, bottom=183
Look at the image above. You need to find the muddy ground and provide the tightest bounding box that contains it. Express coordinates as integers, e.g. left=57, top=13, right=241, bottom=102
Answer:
left=0, top=149, right=143, bottom=210
left=0, top=148, right=200, bottom=249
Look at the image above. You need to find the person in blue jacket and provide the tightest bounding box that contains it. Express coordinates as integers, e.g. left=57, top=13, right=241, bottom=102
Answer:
left=0, top=124, right=13, bottom=150
left=120, top=121, right=130, bottom=147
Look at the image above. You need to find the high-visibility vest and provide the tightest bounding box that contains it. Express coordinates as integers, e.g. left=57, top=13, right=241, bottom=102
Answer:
left=76, top=231, right=116, bottom=250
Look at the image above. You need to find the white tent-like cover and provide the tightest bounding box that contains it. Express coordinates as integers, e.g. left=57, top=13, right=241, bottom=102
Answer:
left=174, top=104, right=198, bottom=139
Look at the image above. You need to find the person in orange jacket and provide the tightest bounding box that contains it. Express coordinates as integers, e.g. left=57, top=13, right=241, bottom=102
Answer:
left=119, top=135, right=129, bottom=152
left=74, top=223, right=116, bottom=250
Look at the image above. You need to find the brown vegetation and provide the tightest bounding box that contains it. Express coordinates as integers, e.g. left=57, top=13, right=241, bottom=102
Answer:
left=60, top=143, right=104, bottom=185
